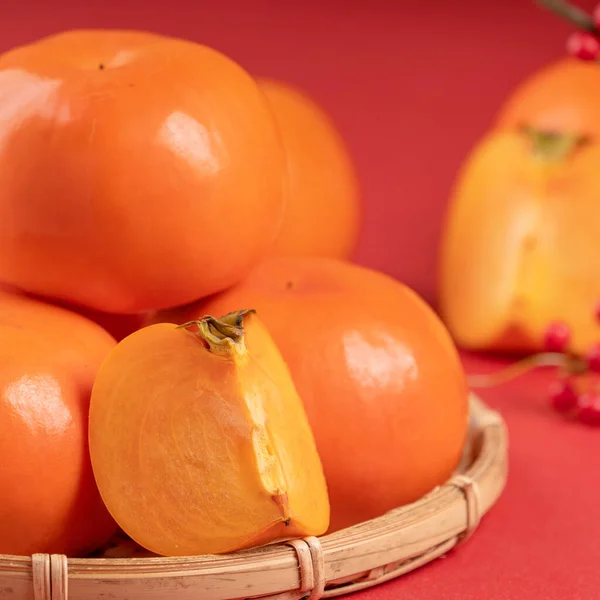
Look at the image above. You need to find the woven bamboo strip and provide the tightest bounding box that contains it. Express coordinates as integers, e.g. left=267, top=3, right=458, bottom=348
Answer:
left=0, top=393, right=508, bottom=600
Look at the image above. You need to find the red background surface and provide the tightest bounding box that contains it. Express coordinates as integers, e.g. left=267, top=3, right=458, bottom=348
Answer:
left=3, top=1, right=599, bottom=598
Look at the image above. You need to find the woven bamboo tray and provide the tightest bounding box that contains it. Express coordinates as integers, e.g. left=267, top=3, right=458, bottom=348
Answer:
left=0, top=392, right=507, bottom=600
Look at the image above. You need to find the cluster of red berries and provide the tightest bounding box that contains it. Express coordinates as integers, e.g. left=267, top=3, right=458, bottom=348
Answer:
left=566, top=6, right=600, bottom=60
left=544, top=309, right=600, bottom=426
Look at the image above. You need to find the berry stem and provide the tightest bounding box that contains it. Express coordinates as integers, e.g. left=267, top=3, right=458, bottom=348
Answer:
left=535, top=0, right=599, bottom=34
left=467, top=352, right=585, bottom=389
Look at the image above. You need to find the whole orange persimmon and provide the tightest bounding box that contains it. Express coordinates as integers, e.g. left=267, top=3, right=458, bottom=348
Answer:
left=439, top=58, right=600, bottom=355
left=153, top=257, right=469, bottom=532
left=258, top=79, right=361, bottom=260
left=89, top=310, right=329, bottom=556
left=0, top=30, right=286, bottom=314
left=0, top=290, right=118, bottom=556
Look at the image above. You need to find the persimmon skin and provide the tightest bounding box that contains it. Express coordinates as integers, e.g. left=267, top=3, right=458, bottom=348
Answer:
left=495, top=58, right=600, bottom=138
left=152, top=258, right=469, bottom=533
left=258, top=79, right=361, bottom=260
left=89, top=312, right=329, bottom=556
left=0, top=290, right=118, bottom=556
left=0, top=30, right=286, bottom=313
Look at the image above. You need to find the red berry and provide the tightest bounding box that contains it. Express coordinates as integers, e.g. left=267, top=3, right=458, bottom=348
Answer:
left=543, top=321, right=571, bottom=353
left=586, top=343, right=600, bottom=372
left=548, top=379, right=578, bottom=413
left=576, top=391, right=600, bottom=426
left=566, top=32, right=600, bottom=61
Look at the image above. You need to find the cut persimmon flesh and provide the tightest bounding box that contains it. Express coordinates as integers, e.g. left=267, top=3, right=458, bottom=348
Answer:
left=88, top=309, right=330, bottom=556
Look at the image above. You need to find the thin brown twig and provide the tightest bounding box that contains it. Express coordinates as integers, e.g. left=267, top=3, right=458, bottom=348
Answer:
left=466, top=352, right=575, bottom=389
left=535, top=0, right=599, bottom=34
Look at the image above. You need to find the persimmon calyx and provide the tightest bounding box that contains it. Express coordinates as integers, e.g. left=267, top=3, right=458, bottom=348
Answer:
left=521, top=126, right=589, bottom=161
left=177, top=309, right=256, bottom=357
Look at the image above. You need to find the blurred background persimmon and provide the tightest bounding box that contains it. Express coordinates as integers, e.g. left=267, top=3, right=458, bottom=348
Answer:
left=259, top=78, right=362, bottom=260
left=439, top=56, right=600, bottom=356
left=0, top=290, right=118, bottom=556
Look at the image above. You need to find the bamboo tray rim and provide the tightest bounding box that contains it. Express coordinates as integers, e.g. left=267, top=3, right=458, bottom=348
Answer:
left=0, top=392, right=508, bottom=600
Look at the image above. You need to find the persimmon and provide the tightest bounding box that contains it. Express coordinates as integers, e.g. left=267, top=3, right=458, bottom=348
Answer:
left=152, top=258, right=469, bottom=532
left=88, top=310, right=329, bottom=556
left=439, top=57, right=600, bottom=356
left=0, top=30, right=287, bottom=313
left=0, top=290, right=118, bottom=556
left=258, top=79, right=361, bottom=259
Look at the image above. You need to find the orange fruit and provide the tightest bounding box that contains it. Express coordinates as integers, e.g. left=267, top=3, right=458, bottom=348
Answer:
left=0, top=30, right=286, bottom=313
left=259, top=79, right=361, bottom=259
left=0, top=290, right=118, bottom=556
left=153, top=257, right=469, bottom=532
left=89, top=310, right=329, bottom=556
left=439, top=58, right=600, bottom=354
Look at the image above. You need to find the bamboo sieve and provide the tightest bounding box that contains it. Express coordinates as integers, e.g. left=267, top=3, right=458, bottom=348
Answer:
left=0, top=393, right=508, bottom=600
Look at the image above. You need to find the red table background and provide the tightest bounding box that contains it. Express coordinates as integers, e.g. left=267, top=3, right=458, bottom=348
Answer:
left=3, top=1, right=600, bottom=598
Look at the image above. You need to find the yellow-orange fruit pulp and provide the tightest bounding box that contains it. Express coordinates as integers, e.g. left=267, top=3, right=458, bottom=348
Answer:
left=88, top=309, right=330, bottom=556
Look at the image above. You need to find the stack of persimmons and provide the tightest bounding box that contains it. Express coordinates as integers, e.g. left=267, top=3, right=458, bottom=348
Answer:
left=0, top=30, right=469, bottom=558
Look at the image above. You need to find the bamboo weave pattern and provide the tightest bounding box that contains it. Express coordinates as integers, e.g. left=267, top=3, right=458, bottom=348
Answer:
left=2, top=394, right=507, bottom=600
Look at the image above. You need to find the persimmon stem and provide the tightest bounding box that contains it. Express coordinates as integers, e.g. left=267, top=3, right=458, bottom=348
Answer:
left=535, top=0, right=599, bottom=34
left=467, top=352, right=587, bottom=389
left=177, top=310, right=256, bottom=357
